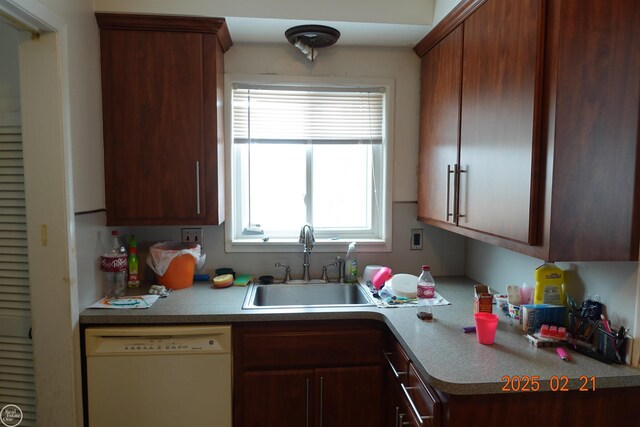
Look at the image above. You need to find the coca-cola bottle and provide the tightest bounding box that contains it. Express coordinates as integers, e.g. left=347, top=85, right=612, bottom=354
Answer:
left=416, top=265, right=436, bottom=320
left=101, top=230, right=128, bottom=298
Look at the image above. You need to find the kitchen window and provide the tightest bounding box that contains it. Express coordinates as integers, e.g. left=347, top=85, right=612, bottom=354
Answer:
left=226, top=76, right=393, bottom=252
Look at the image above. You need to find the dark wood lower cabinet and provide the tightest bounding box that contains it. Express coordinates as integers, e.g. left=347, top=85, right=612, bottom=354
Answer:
left=233, top=321, right=383, bottom=427
left=235, top=322, right=640, bottom=427
left=241, top=367, right=382, bottom=427
left=243, top=370, right=313, bottom=427
left=316, top=366, right=382, bottom=427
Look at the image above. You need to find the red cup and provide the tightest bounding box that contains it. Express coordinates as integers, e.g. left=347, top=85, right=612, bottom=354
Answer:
left=474, top=312, right=499, bottom=345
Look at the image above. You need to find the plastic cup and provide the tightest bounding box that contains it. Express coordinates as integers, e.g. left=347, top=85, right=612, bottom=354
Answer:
left=474, top=312, right=499, bottom=345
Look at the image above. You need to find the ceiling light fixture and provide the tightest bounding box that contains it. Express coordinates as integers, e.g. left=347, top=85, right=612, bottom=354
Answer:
left=285, top=25, right=340, bottom=62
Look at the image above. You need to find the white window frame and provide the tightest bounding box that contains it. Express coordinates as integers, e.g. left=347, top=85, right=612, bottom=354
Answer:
left=224, top=74, right=394, bottom=253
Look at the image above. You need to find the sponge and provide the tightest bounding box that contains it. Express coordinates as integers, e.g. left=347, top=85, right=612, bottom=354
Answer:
left=212, top=274, right=234, bottom=288
left=233, top=274, right=253, bottom=286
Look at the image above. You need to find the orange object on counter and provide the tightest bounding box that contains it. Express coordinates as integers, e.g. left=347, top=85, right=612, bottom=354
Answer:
left=157, top=254, right=196, bottom=289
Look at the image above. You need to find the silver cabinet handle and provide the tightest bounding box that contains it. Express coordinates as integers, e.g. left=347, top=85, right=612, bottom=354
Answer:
left=446, top=164, right=454, bottom=222
left=306, top=378, right=310, bottom=427
left=319, top=376, right=324, bottom=427
left=195, top=161, right=201, bottom=215
left=455, top=164, right=466, bottom=221
left=400, top=383, right=434, bottom=426
left=383, top=351, right=406, bottom=379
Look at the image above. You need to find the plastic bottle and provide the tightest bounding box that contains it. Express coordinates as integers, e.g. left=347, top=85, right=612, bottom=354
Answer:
left=519, top=282, right=534, bottom=305
left=127, top=235, right=140, bottom=288
left=345, top=241, right=358, bottom=283
left=100, top=230, right=128, bottom=298
left=533, top=262, right=565, bottom=305
left=416, top=265, right=436, bottom=320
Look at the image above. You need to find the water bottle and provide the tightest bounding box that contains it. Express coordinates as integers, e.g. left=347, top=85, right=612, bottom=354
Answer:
left=101, top=230, right=128, bottom=298
left=417, top=265, right=436, bottom=320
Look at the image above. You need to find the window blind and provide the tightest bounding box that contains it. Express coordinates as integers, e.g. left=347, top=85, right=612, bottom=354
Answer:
left=232, top=85, right=384, bottom=144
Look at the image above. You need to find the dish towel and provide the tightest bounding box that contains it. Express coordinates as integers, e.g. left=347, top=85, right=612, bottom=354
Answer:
left=369, top=283, right=450, bottom=308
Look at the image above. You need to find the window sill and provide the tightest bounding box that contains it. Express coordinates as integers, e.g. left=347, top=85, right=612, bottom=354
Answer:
left=225, top=238, right=391, bottom=253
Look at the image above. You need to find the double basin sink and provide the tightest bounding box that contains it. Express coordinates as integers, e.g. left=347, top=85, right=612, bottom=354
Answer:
left=242, top=281, right=376, bottom=309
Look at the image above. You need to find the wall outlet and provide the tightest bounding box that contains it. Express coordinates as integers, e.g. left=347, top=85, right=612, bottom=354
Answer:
left=181, top=228, right=203, bottom=246
left=410, top=228, right=423, bottom=250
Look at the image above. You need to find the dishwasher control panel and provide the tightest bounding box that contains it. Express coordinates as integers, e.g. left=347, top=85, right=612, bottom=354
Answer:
left=94, top=336, right=224, bottom=355
left=85, top=326, right=232, bottom=357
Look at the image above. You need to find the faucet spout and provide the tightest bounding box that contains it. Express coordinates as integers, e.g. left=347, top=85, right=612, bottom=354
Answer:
left=299, top=224, right=315, bottom=252
left=299, top=224, right=315, bottom=282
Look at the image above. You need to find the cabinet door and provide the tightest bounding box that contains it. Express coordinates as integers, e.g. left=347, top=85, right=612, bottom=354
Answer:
left=242, top=370, right=314, bottom=427
left=459, top=0, right=544, bottom=244
left=548, top=0, right=640, bottom=260
left=100, top=29, right=206, bottom=223
left=315, top=366, right=382, bottom=427
left=417, top=25, right=463, bottom=225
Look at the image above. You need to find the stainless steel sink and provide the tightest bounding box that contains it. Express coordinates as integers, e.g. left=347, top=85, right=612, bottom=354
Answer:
left=242, top=282, right=376, bottom=309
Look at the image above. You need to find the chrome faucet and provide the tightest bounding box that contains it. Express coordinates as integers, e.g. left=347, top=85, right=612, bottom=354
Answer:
left=299, top=224, right=315, bottom=282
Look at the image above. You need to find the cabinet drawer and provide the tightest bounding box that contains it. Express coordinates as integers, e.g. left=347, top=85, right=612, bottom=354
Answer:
left=241, top=326, right=382, bottom=369
left=383, top=337, right=410, bottom=381
left=403, top=363, right=440, bottom=426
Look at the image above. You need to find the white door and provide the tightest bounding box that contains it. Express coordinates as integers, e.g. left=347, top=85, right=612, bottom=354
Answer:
left=0, top=19, right=35, bottom=426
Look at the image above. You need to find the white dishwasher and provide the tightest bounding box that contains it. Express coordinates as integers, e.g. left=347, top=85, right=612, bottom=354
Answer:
left=85, top=325, right=232, bottom=427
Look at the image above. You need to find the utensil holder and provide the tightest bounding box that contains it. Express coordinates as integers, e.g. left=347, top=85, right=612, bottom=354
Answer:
left=596, top=326, right=626, bottom=364
left=567, top=312, right=596, bottom=342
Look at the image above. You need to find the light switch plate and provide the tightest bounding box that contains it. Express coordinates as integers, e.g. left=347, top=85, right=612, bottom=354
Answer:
left=410, top=228, right=423, bottom=250
left=181, top=228, right=203, bottom=246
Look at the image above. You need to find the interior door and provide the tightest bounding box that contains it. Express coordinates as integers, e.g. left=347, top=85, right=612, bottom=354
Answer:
left=459, top=0, right=544, bottom=244
left=0, top=20, right=35, bottom=425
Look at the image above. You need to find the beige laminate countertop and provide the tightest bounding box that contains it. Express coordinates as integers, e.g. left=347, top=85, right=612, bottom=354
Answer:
left=79, top=276, right=640, bottom=395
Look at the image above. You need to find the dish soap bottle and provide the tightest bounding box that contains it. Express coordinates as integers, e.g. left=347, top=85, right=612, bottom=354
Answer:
left=127, top=235, right=140, bottom=288
left=533, top=262, right=564, bottom=305
left=345, top=241, right=358, bottom=283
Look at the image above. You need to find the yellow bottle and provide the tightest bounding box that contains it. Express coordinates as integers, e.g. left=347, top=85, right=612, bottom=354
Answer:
left=533, top=263, right=564, bottom=305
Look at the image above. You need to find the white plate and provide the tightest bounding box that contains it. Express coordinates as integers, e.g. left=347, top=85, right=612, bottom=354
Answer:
left=390, top=274, right=419, bottom=298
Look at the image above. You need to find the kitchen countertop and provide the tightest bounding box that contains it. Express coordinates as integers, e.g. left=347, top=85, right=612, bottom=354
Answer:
left=79, top=276, right=640, bottom=395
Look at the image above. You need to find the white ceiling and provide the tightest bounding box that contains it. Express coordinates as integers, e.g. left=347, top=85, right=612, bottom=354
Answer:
left=226, top=17, right=431, bottom=47
left=93, top=0, right=438, bottom=47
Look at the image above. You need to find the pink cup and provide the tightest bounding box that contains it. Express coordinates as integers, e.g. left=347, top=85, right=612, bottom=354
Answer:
left=474, top=312, right=499, bottom=345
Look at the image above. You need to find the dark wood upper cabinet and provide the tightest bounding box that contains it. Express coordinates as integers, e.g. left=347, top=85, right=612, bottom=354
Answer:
left=545, top=0, right=640, bottom=260
left=96, top=13, right=232, bottom=226
left=417, top=25, right=463, bottom=225
left=458, top=0, right=544, bottom=244
left=416, top=0, right=640, bottom=261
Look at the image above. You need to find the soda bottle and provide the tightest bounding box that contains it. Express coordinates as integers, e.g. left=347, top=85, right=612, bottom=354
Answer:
left=100, top=230, right=127, bottom=298
left=416, top=265, right=436, bottom=320
left=127, top=235, right=140, bottom=288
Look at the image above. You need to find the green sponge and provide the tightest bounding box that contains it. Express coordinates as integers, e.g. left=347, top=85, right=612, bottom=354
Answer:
left=233, top=274, right=253, bottom=286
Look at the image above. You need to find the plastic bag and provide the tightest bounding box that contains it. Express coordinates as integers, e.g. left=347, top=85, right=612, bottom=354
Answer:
left=146, top=242, right=206, bottom=276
